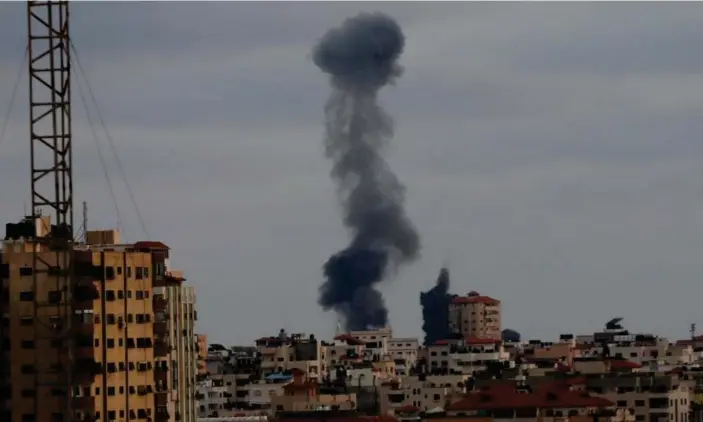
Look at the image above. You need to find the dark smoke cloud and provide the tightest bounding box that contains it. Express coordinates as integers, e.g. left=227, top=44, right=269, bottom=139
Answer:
left=420, top=267, right=452, bottom=346
left=313, top=12, right=420, bottom=331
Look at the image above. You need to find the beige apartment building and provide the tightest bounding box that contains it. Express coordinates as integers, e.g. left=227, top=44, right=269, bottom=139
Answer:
left=196, top=334, right=208, bottom=376
left=350, top=326, right=393, bottom=360
left=161, top=272, right=198, bottom=422
left=257, top=332, right=323, bottom=379
left=379, top=374, right=470, bottom=414
left=0, top=217, right=190, bottom=422
left=584, top=373, right=691, bottom=422
left=389, top=337, right=419, bottom=375
left=448, top=291, right=501, bottom=340
left=270, top=370, right=357, bottom=413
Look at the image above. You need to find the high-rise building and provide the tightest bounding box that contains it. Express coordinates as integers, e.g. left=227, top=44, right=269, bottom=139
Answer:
left=161, top=273, right=198, bottom=422
left=0, top=217, right=191, bottom=422
left=448, top=291, right=501, bottom=340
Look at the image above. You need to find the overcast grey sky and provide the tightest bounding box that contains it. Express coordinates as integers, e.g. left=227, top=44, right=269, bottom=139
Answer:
left=1, top=2, right=703, bottom=345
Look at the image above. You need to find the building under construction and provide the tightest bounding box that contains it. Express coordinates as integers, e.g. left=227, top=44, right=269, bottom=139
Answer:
left=0, top=1, right=199, bottom=422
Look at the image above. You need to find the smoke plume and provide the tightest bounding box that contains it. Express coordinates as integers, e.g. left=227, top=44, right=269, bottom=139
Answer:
left=313, top=13, right=420, bottom=331
left=420, top=267, right=452, bottom=346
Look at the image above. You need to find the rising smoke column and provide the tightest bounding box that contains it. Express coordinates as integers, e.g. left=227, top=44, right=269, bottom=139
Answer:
left=420, top=267, right=452, bottom=346
left=313, top=13, right=420, bottom=331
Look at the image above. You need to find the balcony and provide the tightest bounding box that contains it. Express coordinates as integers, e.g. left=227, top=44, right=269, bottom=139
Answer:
left=154, top=321, right=168, bottom=335
left=155, top=407, right=170, bottom=422
left=74, top=358, right=102, bottom=383
left=74, top=345, right=94, bottom=359
left=155, top=362, right=168, bottom=383
left=73, top=282, right=98, bottom=310
left=73, top=395, right=94, bottom=409
left=155, top=390, right=168, bottom=406
left=153, top=295, right=167, bottom=312
left=154, top=336, right=170, bottom=357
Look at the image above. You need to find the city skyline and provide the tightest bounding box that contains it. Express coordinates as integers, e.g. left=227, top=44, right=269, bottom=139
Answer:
left=1, top=2, right=703, bottom=345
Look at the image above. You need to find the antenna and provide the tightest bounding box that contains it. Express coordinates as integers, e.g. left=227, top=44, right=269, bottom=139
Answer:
left=82, top=201, right=87, bottom=241
left=691, top=323, right=696, bottom=341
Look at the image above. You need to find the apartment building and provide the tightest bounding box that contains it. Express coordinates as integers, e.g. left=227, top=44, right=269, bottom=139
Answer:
left=379, top=374, right=470, bottom=414
left=160, top=272, right=198, bottom=422
left=426, top=338, right=510, bottom=375
left=256, top=331, right=323, bottom=379
left=350, top=327, right=392, bottom=360
left=197, top=376, right=229, bottom=418
left=388, top=338, right=419, bottom=375
left=323, top=334, right=366, bottom=369
left=448, top=291, right=501, bottom=340
left=522, top=340, right=578, bottom=366
left=443, top=380, right=620, bottom=421
left=196, top=334, right=208, bottom=376
left=584, top=373, right=691, bottom=422
left=270, top=370, right=357, bottom=414
left=0, top=218, right=179, bottom=422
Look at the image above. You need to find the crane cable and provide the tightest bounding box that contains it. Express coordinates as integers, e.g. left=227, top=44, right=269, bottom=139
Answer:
left=0, top=46, right=28, bottom=150
left=74, top=68, right=126, bottom=240
left=70, top=42, right=151, bottom=240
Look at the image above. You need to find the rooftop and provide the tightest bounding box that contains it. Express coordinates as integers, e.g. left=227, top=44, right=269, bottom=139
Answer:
left=448, top=382, right=613, bottom=411
left=451, top=292, right=500, bottom=306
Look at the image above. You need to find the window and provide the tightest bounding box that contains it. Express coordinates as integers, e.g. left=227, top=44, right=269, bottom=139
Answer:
left=107, top=387, right=115, bottom=396
left=19, top=267, right=33, bottom=276
left=21, top=365, right=35, bottom=374
left=135, top=267, right=143, bottom=279
left=47, top=290, right=61, bottom=304
left=21, top=389, right=35, bottom=398
left=106, top=338, right=115, bottom=348
left=126, top=267, right=132, bottom=278
left=20, top=316, right=33, bottom=326
left=21, top=340, right=35, bottom=349
left=0, top=263, right=9, bottom=278
left=19, top=291, right=34, bottom=301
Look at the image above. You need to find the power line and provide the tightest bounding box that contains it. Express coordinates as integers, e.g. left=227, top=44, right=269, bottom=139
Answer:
left=74, top=64, right=126, bottom=240
left=70, top=42, right=150, bottom=240
left=0, top=46, right=28, bottom=150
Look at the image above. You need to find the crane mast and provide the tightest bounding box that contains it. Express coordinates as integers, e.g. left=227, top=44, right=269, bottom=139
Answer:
left=27, top=1, right=74, bottom=421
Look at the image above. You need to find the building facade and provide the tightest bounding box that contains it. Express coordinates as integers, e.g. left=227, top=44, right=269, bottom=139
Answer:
left=0, top=217, right=194, bottom=422
left=448, top=291, right=501, bottom=340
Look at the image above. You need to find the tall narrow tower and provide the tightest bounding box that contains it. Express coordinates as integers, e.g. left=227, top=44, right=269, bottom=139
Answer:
left=27, top=1, right=74, bottom=422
